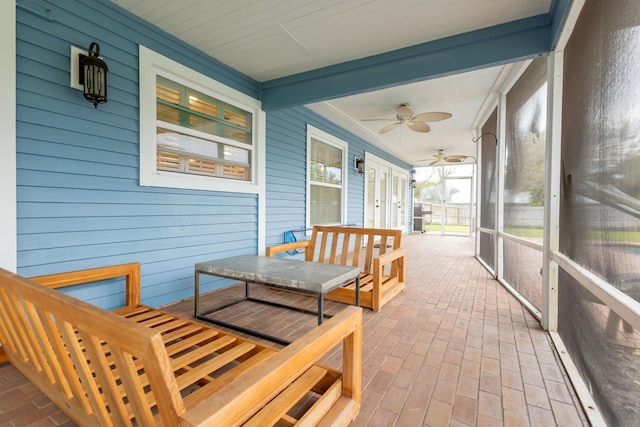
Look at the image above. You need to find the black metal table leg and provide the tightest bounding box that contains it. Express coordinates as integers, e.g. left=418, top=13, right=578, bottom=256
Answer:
left=194, top=271, right=200, bottom=317
left=318, top=296, right=324, bottom=325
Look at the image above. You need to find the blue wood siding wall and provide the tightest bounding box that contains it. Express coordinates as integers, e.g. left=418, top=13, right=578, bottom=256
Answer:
left=15, top=0, right=411, bottom=309
left=264, top=107, right=411, bottom=248
left=16, top=0, right=260, bottom=308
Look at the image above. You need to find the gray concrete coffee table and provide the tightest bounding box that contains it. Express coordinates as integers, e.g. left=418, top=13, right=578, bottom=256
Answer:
left=194, top=254, right=360, bottom=345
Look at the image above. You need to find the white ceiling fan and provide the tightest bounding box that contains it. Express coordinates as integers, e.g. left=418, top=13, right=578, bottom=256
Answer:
left=361, top=104, right=452, bottom=134
left=420, top=149, right=470, bottom=165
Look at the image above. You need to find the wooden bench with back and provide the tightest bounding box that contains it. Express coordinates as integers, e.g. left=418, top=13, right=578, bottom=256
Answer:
left=0, top=262, right=362, bottom=427
left=266, top=225, right=406, bottom=312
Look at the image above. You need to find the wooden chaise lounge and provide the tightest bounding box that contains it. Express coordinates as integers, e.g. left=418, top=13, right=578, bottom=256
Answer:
left=267, top=225, right=406, bottom=312
left=0, top=263, right=362, bottom=426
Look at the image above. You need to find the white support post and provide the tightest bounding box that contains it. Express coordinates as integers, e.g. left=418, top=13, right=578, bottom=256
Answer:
left=475, top=128, right=482, bottom=258
left=0, top=1, right=17, bottom=272
left=542, top=51, right=563, bottom=331
left=256, top=110, right=267, bottom=255
left=495, top=94, right=507, bottom=281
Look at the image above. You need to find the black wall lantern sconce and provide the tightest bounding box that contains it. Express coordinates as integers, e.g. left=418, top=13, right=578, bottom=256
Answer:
left=76, top=42, right=108, bottom=108
left=410, top=169, right=417, bottom=189
left=354, top=156, right=365, bottom=175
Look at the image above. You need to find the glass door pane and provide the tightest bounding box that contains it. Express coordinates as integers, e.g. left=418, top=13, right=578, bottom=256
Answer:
left=392, top=175, right=399, bottom=228
left=378, top=170, right=388, bottom=228
left=398, top=174, right=407, bottom=229
left=366, top=166, right=377, bottom=228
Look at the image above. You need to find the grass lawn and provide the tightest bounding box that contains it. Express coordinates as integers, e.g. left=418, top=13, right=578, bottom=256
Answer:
left=584, top=230, right=640, bottom=243
left=423, top=224, right=470, bottom=234
left=423, top=226, right=640, bottom=243
left=495, top=228, right=640, bottom=242
left=503, top=228, right=544, bottom=238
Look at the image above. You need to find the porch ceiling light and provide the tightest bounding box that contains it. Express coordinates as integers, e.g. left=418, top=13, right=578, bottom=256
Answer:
left=81, top=42, right=108, bottom=108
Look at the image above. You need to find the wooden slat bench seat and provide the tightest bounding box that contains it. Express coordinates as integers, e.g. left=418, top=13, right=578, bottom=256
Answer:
left=0, top=263, right=362, bottom=426
left=267, top=226, right=406, bottom=312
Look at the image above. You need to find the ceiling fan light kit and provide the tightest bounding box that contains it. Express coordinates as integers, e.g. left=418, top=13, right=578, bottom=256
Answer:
left=395, top=105, right=414, bottom=119
left=444, top=155, right=467, bottom=163
left=418, top=149, right=469, bottom=166
left=362, top=104, right=452, bottom=134
left=428, top=150, right=445, bottom=165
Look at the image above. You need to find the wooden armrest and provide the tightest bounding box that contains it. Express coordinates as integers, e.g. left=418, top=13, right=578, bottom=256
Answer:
left=374, top=247, right=406, bottom=267
left=28, top=263, right=141, bottom=306
left=180, top=306, right=362, bottom=426
left=374, top=247, right=406, bottom=287
left=266, top=240, right=311, bottom=257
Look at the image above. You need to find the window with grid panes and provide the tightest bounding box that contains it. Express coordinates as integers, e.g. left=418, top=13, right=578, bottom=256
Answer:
left=307, top=127, right=347, bottom=226
left=139, top=46, right=263, bottom=193
left=156, top=76, right=252, bottom=181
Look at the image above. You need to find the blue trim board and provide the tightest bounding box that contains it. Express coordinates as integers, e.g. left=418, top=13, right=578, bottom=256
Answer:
left=549, top=0, right=574, bottom=49
left=259, top=4, right=576, bottom=110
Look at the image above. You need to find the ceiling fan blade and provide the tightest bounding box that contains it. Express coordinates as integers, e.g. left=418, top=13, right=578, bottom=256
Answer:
left=428, top=159, right=441, bottom=166
left=361, top=118, right=395, bottom=121
left=412, top=112, right=452, bottom=122
left=379, top=122, right=401, bottom=134
left=407, top=121, right=430, bottom=133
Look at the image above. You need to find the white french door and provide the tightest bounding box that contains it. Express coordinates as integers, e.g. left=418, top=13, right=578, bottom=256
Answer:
left=365, top=164, right=387, bottom=228
left=364, top=153, right=408, bottom=230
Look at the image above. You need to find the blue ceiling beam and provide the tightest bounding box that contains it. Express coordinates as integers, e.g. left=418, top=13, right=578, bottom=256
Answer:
left=549, top=0, right=573, bottom=49
left=259, top=2, right=573, bottom=111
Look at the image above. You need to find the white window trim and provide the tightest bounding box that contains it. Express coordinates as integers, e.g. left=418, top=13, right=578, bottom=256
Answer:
left=306, top=125, right=348, bottom=228
left=139, top=45, right=265, bottom=194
